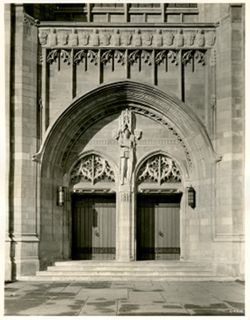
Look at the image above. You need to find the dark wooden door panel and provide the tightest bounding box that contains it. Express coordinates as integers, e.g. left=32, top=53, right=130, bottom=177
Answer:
left=72, top=194, right=116, bottom=260
left=137, top=194, right=181, bottom=261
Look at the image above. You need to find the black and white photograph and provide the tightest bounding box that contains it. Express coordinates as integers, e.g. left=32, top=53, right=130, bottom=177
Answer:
left=1, top=1, right=247, bottom=317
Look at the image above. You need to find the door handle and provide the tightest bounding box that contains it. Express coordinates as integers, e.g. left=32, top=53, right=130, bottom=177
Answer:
left=94, top=230, right=100, bottom=237
left=158, top=231, right=164, bottom=237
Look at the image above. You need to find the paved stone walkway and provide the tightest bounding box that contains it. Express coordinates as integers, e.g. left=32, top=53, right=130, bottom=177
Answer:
left=4, top=280, right=245, bottom=316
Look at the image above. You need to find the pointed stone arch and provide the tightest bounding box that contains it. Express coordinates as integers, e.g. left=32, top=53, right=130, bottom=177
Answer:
left=34, top=80, right=217, bottom=180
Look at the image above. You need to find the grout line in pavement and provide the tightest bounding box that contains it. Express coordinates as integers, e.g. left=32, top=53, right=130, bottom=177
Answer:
left=77, top=295, right=89, bottom=315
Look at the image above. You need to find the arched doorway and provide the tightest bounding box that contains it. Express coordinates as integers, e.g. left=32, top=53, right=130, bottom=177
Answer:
left=34, top=80, right=216, bottom=269
left=69, top=152, right=117, bottom=260
left=135, top=153, right=184, bottom=261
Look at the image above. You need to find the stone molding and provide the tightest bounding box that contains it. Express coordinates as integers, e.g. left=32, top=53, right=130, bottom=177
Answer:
left=39, top=27, right=216, bottom=48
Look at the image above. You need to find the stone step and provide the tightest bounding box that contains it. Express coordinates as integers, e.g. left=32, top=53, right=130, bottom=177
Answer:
left=20, top=275, right=236, bottom=282
left=48, top=265, right=211, bottom=272
left=38, top=270, right=212, bottom=276
left=54, top=260, right=203, bottom=266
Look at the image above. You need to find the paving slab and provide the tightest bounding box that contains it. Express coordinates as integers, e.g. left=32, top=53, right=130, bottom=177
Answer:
left=79, top=298, right=117, bottom=315
left=4, top=280, right=245, bottom=316
left=117, top=301, right=190, bottom=315
left=128, top=290, right=165, bottom=303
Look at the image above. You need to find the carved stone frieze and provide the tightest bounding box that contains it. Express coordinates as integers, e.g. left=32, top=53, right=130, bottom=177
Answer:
left=74, top=50, right=87, bottom=64
left=182, top=49, right=206, bottom=66
left=38, top=27, right=216, bottom=49
left=71, top=154, right=115, bottom=185
left=87, top=50, right=98, bottom=65
left=47, top=49, right=58, bottom=64
left=138, top=154, right=181, bottom=184
left=100, top=50, right=113, bottom=65
left=114, top=50, right=125, bottom=65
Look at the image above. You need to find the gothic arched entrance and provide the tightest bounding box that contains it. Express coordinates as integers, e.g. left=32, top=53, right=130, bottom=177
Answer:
left=34, top=80, right=216, bottom=269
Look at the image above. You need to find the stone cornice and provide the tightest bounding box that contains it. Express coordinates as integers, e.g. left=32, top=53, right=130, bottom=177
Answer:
left=38, top=22, right=218, bottom=28
left=38, top=26, right=216, bottom=48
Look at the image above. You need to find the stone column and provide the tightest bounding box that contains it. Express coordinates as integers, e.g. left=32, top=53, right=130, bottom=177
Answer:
left=4, top=4, right=12, bottom=281
left=117, top=185, right=132, bottom=261
left=10, top=5, right=39, bottom=278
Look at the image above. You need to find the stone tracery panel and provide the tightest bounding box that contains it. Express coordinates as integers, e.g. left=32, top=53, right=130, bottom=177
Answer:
left=70, top=154, right=115, bottom=184
left=138, top=154, right=181, bottom=184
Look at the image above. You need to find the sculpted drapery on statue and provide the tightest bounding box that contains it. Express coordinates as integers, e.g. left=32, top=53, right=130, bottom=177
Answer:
left=114, top=109, right=141, bottom=185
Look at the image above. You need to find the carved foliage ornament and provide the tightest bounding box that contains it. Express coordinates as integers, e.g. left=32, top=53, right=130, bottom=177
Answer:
left=138, top=155, right=181, bottom=184
left=71, top=154, right=115, bottom=185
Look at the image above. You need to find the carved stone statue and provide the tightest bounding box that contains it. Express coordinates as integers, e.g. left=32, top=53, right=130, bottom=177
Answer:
left=48, top=29, right=57, bottom=46
left=114, top=109, right=141, bottom=185
left=68, top=29, right=78, bottom=46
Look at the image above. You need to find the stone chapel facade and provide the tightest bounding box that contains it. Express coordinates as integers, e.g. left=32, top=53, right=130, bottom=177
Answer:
left=5, top=3, right=245, bottom=281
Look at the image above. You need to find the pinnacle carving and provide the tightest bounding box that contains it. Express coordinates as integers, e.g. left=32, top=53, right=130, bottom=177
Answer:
left=138, top=154, right=181, bottom=184
left=71, top=154, right=115, bottom=185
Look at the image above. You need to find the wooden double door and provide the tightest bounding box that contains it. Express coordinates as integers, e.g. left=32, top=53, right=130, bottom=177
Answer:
left=137, top=194, right=181, bottom=260
left=72, top=194, right=116, bottom=260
